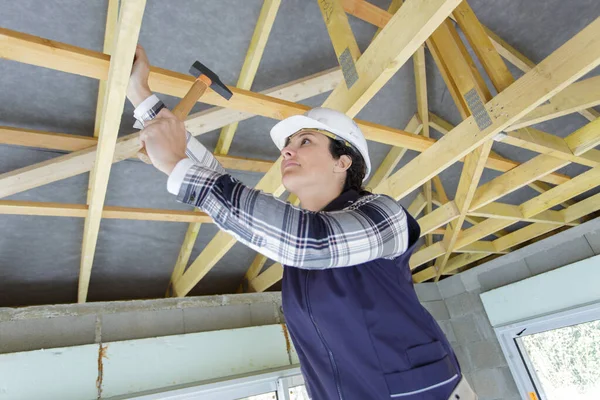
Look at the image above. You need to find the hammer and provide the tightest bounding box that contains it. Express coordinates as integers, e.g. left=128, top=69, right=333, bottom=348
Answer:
left=138, top=61, right=233, bottom=163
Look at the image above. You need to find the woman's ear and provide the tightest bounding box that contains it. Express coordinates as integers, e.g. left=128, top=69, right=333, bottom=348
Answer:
left=334, top=154, right=353, bottom=173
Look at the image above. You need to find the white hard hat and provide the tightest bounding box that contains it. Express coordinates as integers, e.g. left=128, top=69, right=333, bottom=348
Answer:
left=270, top=107, right=371, bottom=181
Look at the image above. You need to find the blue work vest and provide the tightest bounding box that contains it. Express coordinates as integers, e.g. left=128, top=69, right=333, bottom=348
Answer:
left=282, top=190, right=461, bottom=400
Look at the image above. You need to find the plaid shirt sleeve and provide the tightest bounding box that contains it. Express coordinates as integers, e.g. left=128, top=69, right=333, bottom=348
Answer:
left=134, top=94, right=409, bottom=269
left=177, top=167, right=410, bottom=269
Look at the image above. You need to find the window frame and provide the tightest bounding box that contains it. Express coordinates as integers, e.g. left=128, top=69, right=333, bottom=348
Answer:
left=495, top=301, right=600, bottom=399
left=126, top=366, right=304, bottom=400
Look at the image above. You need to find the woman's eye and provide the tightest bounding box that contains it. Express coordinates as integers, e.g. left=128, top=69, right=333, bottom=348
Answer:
left=302, top=138, right=310, bottom=145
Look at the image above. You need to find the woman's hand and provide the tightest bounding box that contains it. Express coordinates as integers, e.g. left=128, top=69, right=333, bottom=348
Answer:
left=139, top=108, right=188, bottom=175
left=127, top=44, right=152, bottom=107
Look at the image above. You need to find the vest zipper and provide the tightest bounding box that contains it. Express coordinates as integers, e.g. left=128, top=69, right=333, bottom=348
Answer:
left=305, top=271, right=344, bottom=400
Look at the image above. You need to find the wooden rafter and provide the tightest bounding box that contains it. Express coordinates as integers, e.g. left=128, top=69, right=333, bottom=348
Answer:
left=0, top=200, right=212, bottom=223
left=341, top=0, right=600, bottom=122
left=375, top=17, right=600, bottom=201
left=1, top=1, right=599, bottom=294
left=0, top=27, right=578, bottom=197
left=79, top=0, right=147, bottom=302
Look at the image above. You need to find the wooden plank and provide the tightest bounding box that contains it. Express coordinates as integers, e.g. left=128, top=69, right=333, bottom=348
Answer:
left=454, top=219, right=516, bottom=250
left=493, top=223, right=560, bottom=252
left=322, top=0, right=462, bottom=116
left=409, top=242, right=446, bottom=270
left=417, top=201, right=460, bottom=236
left=508, top=76, right=600, bottom=130
left=0, top=126, right=97, bottom=151
left=93, top=0, right=119, bottom=138
left=520, top=165, right=600, bottom=218
left=430, top=112, right=575, bottom=209
left=248, top=263, right=283, bottom=293
left=215, top=0, right=281, bottom=154
left=377, top=17, right=600, bottom=201
left=0, top=200, right=213, bottom=222
left=185, top=67, right=342, bottom=136
left=469, top=202, right=564, bottom=224
left=340, top=0, right=396, bottom=29
left=469, top=155, right=570, bottom=211
left=0, top=28, right=572, bottom=187
left=341, top=1, right=599, bottom=122
left=413, top=45, right=433, bottom=246
left=366, top=115, right=422, bottom=188
left=561, top=192, right=600, bottom=222
left=0, top=127, right=274, bottom=173
left=169, top=214, right=202, bottom=286
left=407, top=191, right=427, bottom=217
left=0, top=131, right=277, bottom=198
left=241, top=254, right=269, bottom=291
left=453, top=1, right=513, bottom=91
left=78, top=0, right=147, bottom=303
left=455, top=241, right=505, bottom=254
left=318, top=0, right=361, bottom=89
left=500, top=128, right=600, bottom=168
left=564, top=117, right=600, bottom=156
left=427, top=14, right=496, bottom=279
left=482, top=27, right=535, bottom=72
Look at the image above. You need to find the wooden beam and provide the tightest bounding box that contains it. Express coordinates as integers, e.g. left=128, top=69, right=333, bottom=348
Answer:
left=493, top=223, right=560, bottom=252
left=452, top=1, right=513, bottom=91
left=214, top=0, right=280, bottom=154
left=248, top=263, right=283, bottom=293
left=0, top=126, right=275, bottom=173
left=78, top=0, right=146, bottom=302
left=185, top=67, right=342, bottom=136
left=520, top=165, right=600, bottom=219
left=341, top=0, right=600, bottom=123
left=94, top=0, right=119, bottom=139
left=407, top=191, right=428, bottom=217
left=318, top=0, right=361, bottom=89
left=427, top=12, right=497, bottom=279
left=0, top=200, right=213, bottom=223
left=322, top=0, right=461, bottom=116
left=0, top=28, right=572, bottom=188
left=564, top=117, right=600, bottom=156
left=561, top=192, right=600, bottom=222
left=454, top=219, right=516, bottom=250
left=508, top=76, right=600, bottom=130
left=413, top=44, right=433, bottom=246
left=468, top=202, right=570, bottom=225
left=366, top=114, right=422, bottom=188
left=430, top=113, right=575, bottom=208
left=469, top=155, right=570, bottom=211
left=499, top=128, right=600, bottom=168
left=410, top=242, right=446, bottom=269
left=417, top=201, right=460, bottom=236
left=376, top=17, right=600, bottom=201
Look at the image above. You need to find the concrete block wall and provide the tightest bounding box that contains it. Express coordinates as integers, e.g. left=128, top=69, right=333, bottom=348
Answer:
left=0, top=293, right=283, bottom=354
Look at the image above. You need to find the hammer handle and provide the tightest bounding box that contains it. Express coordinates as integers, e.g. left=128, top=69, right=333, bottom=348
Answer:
left=137, top=77, right=210, bottom=164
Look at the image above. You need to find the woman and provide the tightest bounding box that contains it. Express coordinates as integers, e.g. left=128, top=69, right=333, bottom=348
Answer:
left=128, top=46, right=476, bottom=400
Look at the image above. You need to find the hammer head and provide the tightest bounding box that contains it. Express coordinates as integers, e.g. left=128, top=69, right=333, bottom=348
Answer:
left=190, top=61, right=233, bottom=100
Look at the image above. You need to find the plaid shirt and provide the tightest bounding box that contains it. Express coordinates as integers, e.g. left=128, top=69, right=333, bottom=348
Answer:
left=135, top=96, right=409, bottom=269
